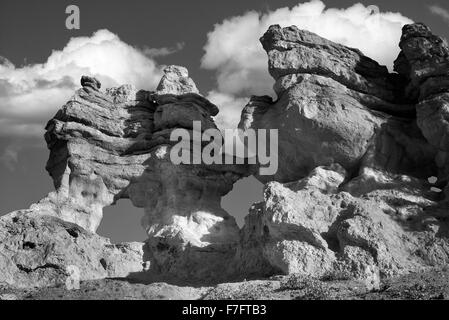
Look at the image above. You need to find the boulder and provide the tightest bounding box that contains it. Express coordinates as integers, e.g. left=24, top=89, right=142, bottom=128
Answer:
left=0, top=213, right=143, bottom=288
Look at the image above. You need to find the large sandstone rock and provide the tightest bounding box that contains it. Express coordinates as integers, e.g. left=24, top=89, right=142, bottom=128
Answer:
left=236, top=23, right=449, bottom=284
left=241, top=24, right=435, bottom=183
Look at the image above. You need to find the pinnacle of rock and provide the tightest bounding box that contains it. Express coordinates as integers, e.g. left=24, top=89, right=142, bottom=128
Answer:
left=156, top=65, right=200, bottom=95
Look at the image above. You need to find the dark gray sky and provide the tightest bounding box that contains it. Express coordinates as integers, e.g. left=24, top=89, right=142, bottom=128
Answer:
left=1, top=0, right=449, bottom=243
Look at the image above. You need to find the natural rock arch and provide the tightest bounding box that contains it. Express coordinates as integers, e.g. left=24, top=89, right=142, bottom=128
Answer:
left=41, top=66, right=250, bottom=282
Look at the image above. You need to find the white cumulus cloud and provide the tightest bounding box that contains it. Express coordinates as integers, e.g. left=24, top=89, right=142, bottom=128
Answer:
left=201, top=0, right=413, bottom=100
left=0, top=29, right=166, bottom=138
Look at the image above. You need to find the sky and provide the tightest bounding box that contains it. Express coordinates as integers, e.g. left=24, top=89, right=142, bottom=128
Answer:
left=1, top=0, right=449, bottom=243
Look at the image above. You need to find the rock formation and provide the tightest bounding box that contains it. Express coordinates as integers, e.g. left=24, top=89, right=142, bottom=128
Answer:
left=237, top=23, right=449, bottom=286
left=1, top=23, right=449, bottom=290
left=1, top=65, right=247, bottom=287
left=395, top=23, right=449, bottom=192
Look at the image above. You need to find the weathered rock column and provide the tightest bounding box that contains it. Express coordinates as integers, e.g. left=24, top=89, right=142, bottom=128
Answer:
left=394, top=23, right=449, bottom=193
left=126, top=66, right=246, bottom=282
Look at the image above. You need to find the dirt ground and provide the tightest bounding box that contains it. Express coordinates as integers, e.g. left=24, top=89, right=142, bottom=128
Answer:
left=1, top=268, right=449, bottom=300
